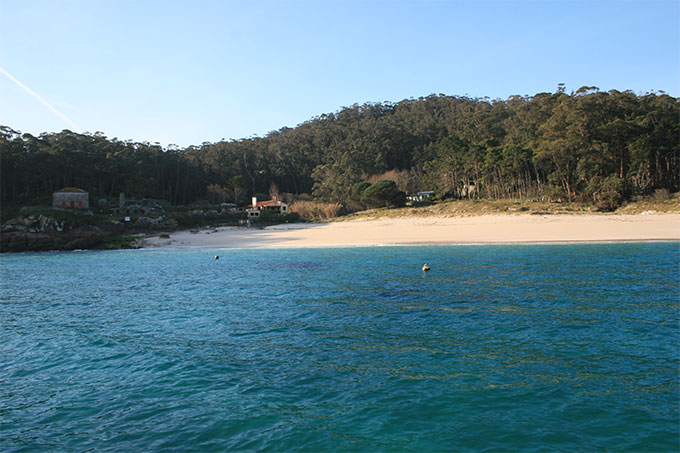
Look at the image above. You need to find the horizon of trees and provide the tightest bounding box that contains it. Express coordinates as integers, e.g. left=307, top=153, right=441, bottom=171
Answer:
left=1, top=87, right=678, bottom=212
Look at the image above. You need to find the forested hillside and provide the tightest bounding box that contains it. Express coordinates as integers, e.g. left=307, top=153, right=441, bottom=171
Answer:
left=2, top=87, right=678, bottom=211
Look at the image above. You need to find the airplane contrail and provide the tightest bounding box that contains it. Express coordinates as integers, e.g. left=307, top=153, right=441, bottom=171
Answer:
left=0, top=65, right=80, bottom=131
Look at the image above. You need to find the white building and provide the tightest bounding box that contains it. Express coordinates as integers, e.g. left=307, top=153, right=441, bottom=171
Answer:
left=408, top=191, right=435, bottom=202
left=245, top=197, right=289, bottom=218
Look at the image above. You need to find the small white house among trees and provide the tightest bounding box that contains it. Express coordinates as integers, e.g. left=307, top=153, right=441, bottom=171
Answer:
left=408, top=191, right=435, bottom=202
left=52, top=187, right=89, bottom=209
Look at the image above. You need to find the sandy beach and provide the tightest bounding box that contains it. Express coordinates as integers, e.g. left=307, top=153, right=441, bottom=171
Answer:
left=142, top=213, right=680, bottom=249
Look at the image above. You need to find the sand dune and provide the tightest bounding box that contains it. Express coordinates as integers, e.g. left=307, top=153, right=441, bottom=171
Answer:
left=142, top=213, right=680, bottom=249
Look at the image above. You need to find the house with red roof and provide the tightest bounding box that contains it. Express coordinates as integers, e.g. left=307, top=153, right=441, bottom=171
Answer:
left=245, top=197, right=289, bottom=218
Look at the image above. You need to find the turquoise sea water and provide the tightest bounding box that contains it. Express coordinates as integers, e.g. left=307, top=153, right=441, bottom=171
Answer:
left=1, top=243, right=678, bottom=451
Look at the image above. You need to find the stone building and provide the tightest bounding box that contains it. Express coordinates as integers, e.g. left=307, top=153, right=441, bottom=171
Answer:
left=52, top=187, right=89, bottom=209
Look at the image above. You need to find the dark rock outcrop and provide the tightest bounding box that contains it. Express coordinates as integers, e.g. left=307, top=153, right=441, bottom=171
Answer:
left=1, top=214, right=113, bottom=252
left=1, top=226, right=111, bottom=252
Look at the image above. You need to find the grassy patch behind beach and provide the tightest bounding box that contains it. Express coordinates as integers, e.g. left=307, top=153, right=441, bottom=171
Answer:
left=338, top=196, right=680, bottom=220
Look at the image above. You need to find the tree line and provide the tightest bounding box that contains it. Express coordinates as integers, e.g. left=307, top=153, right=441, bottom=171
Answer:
left=1, top=87, right=678, bottom=211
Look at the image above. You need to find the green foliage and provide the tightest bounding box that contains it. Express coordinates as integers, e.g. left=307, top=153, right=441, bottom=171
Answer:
left=423, top=135, right=478, bottom=198
left=206, top=184, right=231, bottom=204
left=1, top=89, right=678, bottom=213
left=542, top=184, right=567, bottom=203
left=348, top=181, right=372, bottom=210
left=351, top=181, right=372, bottom=199
left=596, top=175, right=625, bottom=211
left=361, top=180, right=406, bottom=208
left=102, top=235, right=138, bottom=250
left=280, top=212, right=301, bottom=223
left=257, top=209, right=278, bottom=223
left=172, top=211, right=243, bottom=229
left=169, top=214, right=205, bottom=229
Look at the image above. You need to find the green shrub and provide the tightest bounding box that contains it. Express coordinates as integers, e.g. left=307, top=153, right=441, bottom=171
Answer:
left=351, top=181, right=372, bottom=199
left=597, top=175, right=625, bottom=211
left=257, top=209, right=278, bottom=222
left=280, top=212, right=301, bottom=223
left=102, top=235, right=138, bottom=249
left=541, top=184, right=567, bottom=202
left=361, top=180, right=406, bottom=208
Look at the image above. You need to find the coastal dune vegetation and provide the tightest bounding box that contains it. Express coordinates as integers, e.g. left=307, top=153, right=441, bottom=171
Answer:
left=1, top=87, right=678, bottom=222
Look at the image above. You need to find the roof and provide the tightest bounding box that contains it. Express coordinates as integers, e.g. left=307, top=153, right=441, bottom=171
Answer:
left=255, top=199, right=286, bottom=207
left=55, top=187, right=87, bottom=193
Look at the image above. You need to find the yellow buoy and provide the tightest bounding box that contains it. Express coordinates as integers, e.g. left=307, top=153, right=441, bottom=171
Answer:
left=422, top=264, right=430, bottom=272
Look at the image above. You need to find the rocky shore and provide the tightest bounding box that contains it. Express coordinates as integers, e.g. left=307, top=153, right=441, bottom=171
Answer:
left=0, top=212, right=177, bottom=253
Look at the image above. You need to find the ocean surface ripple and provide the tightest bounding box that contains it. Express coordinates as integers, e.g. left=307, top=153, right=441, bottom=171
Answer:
left=1, top=243, right=678, bottom=451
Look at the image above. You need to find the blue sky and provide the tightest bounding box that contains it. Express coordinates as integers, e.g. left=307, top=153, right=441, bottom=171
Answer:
left=1, top=0, right=678, bottom=147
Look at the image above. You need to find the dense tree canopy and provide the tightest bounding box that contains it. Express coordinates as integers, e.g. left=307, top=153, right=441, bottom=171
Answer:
left=2, top=88, right=678, bottom=211
left=361, top=180, right=406, bottom=209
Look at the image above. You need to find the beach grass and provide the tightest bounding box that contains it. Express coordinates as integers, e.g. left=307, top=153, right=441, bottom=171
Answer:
left=339, top=197, right=680, bottom=221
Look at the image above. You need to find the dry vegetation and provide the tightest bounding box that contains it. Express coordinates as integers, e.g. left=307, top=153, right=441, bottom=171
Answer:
left=288, top=191, right=680, bottom=222
left=615, top=196, right=680, bottom=214
left=290, top=201, right=343, bottom=220
left=339, top=195, right=680, bottom=221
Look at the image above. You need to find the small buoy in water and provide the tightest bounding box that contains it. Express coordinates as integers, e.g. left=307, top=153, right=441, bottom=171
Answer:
left=422, top=264, right=430, bottom=272
left=214, top=255, right=219, bottom=260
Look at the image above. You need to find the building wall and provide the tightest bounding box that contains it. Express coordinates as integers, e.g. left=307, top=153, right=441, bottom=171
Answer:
left=53, top=192, right=89, bottom=209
